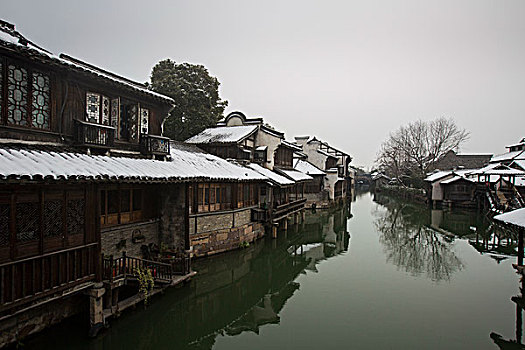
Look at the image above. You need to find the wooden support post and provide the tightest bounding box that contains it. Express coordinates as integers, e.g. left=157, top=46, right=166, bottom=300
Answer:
left=517, top=304, right=523, bottom=345
left=282, top=218, right=288, bottom=231
left=271, top=225, right=277, bottom=239
left=519, top=228, right=524, bottom=266
left=184, top=184, right=190, bottom=251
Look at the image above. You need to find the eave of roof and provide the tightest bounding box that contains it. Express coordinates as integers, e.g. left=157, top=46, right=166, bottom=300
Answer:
left=0, top=23, right=174, bottom=105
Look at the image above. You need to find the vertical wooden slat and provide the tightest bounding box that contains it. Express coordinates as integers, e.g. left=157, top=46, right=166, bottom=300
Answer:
left=21, top=263, right=26, bottom=298
left=0, top=266, right=4, bottom=304
left=518, top=227, right=524, bottom=267
left=11, top=265, right=15, bottom=302
left=57, top=254, right=61, bottom=286
left=9, top=193, right=15, bottom=260
left=66, top=251, right=70, bottom=283
left=31, top=259, right=36, bottom=295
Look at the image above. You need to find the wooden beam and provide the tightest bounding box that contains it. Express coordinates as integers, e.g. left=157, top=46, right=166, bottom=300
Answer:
left=518, top=227, right=524, bottom=267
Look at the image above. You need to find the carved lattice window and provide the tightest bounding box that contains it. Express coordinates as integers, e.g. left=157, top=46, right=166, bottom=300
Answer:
left=67, top=199, right=85, bottom=236
left=86, top=92, right=100, bottom=123
left=110, top=98, right=120, bottom=132
left=101, top=96, right=110, bottom=125
left=31, top=71, right=50, bottom=129
left=43, top=200, right=63, bottom=238
left=16, top=202, right=39, bottom=242
left=129, top=105, right=138, bottom=141
left=140, top=107, right=149, bottom=134
left=0, top=203, right=9, bottom=246
left=7, top=64, right=28, bottom=126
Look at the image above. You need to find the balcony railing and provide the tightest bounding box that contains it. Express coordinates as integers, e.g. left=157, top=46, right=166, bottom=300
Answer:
left=272, top=198, right=307, bottom=222
left=0, top=243, right=98, bottom=313
left=102, top=251, right=191, bottom=284
left=75, top=119, right=115, bottom=148
left=140, top=134, right=171, bottom=156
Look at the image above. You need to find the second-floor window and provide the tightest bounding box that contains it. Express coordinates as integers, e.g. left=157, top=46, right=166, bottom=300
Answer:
left=274, top=146, right=293, bottom=168
left=86, top=92, right=150, bottom=142
left=0, top=59, right=51, bottom=130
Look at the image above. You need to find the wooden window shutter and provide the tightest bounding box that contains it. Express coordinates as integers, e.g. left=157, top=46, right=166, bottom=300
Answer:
left=139, top=107, right=149, bottom=135
left=101, top=96, right=110, bottom=125
left=111, top=98, right=120, bottom=135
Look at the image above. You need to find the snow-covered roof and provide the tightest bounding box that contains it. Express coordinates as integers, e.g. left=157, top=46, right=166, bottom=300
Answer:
left=256, top=146, right=267, bottom=151
left=425, top=171, right=453, bottom=182
left=440, top=176, right=475, bottom=185
left=372, top=173, right=390, bottom=181
left=281, top=140, right=302, bottom=152
left=0, top=143, right=265, bottom=183
left=293, top=159, right=325, bottom=176
left=247, top=163, right=294, bottom=186
left=456, top=152, right=493, bottom=156
left=0, top=22, right=173, bottom=104
left=505, top=138, right=525, bottom=149
left=185, top=126, right=258, bottom=144
left=511, top=160, right=525, bottom=171
left=471, top=169, right=525, bottom=176
left=276, top=168, right=313, bottom=182
left=317, top=149, right=337, bottom=159
left=494, top=208, right=525, bottom=229
left=491, top=150, right=525, bottom=163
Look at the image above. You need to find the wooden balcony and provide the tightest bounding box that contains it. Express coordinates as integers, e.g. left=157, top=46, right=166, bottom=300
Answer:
left=140, top=134, right=171, bottom=157
left=272, top=198, right=307, bottom=222
left=0, top=243, right=98, bottom=314
left=74, top=119, right=115, bottom=148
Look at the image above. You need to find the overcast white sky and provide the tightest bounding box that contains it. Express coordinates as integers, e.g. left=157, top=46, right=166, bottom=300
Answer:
left=3, top=0, right=524, bottom=168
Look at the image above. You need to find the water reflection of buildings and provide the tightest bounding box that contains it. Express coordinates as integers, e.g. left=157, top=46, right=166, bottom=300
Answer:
left=373, top=194, right=464, bottom=282
left=430, top=208, right=518, bottom=263
left=43, top=206, right=351, bottom=350
left=375, top=192, right=519, bottom=269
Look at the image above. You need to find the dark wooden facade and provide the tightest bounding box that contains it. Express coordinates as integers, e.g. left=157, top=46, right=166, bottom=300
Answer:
left=0, top=47, right=172, bottom=157
left=0, top=26, right=175, bottom=321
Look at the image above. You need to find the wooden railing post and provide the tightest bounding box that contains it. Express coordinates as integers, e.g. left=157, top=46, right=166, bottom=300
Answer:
left=100, top=253, right=104, bottom=281
left=108, top=254, right=114, bottom=282
left=122, top=251, right=127, bottom=279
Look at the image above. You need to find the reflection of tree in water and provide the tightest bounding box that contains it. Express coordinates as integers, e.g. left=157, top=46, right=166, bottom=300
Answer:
left=374, top=199, right=464, bottom=282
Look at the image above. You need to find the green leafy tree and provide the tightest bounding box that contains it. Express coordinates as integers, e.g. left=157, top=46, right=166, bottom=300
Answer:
left=150, top=59, right=228, bottom=141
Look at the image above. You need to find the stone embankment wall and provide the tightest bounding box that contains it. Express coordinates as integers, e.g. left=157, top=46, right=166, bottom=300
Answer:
left=0, top=293, right=85, bottom=348
left=189, top=208, right=264, bottom=257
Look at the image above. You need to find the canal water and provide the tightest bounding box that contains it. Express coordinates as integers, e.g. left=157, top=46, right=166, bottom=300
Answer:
left=24, top=191, right=522, bottom=349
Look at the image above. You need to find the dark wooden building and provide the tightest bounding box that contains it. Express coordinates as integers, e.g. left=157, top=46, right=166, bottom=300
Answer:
left=0, top=20, right=268, bottom=347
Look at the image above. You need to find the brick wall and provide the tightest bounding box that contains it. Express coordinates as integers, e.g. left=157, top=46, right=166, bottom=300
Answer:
left=189, top=208, right=264, bottom=257
left=234, top=208, right=252, bottom=226
left=101, top=220, right=160, bottom=258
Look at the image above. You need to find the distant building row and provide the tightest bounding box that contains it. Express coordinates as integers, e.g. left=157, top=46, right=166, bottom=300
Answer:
left=374, top=138, right=525, bottom=212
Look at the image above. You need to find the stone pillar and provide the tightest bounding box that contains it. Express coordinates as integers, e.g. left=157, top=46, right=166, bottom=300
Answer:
left=87, top=283, right=106, bottom=337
